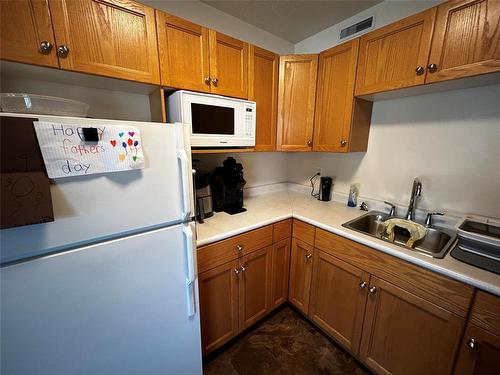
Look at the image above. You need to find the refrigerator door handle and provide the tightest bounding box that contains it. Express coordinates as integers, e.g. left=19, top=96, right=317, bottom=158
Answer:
left=183, top=223, right=197, bottom=318
left=177, top=149, right=192, bottom=222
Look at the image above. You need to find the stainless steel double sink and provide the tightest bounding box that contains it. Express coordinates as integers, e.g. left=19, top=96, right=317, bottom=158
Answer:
left=342, top=211, right=456, bottom=258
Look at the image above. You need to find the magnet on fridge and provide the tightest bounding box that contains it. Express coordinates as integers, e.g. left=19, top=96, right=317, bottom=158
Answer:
left=82, top=127, right=99, bottom=142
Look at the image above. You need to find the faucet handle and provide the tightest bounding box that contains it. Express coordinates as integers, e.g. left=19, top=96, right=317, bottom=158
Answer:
left=425, top=212, right=444, bottom=228
left=384, top=201, right=397, bottom=217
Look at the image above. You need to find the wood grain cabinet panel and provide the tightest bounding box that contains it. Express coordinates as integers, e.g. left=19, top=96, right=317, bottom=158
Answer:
left=209, top=30, right=248, bottom=99
left=427, top=0, right=500, bottom=83
left=314, top=39, right=372, bottom=152
left=454, top=323, right=500, bottom=375
left=288, top=238, right=314, bottom=314
left=309, top=249, right=369, bottom=354
left=360, top=276, right=465, bottom=375
left=277, top=54, right=318, bottom=151
left=155, top=11, right=210, bottom=91
left=48, top=0, right=160, bottom=84
left=198, top=259, right=240, bottom=355
left=239, top=246, right=273, bottom=330
left=355, top=8, right=436, bottom=95
left=470, top=290, right=500, bottom=335
left=249, top=45, right=279, bottom=151
left=273, top=219, right=292, bottom=243
left=270, top=238, right=291, bottom=308
left=0, top=0, right=58, bottom=67
left=292, top=219, right=316, bottom=246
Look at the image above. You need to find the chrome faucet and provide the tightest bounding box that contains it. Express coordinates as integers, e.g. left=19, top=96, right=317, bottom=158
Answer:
left=405, top=178, right=422, bottom=221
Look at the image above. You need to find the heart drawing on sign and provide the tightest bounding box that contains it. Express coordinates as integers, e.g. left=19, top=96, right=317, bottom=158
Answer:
left=110, top=140, right=117, bottom=147
left=128, top=131, right=135, bottom=137
left=118, top=132, right=124, bottom=137
left=118, top=153, right=126, bottom=161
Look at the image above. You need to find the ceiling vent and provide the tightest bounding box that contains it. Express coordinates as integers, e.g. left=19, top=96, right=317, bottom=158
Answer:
left=339, top=16, right=374, bottom=41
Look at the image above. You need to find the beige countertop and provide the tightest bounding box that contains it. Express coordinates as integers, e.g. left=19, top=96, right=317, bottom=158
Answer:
left=196, top=187, right=500, bottom=296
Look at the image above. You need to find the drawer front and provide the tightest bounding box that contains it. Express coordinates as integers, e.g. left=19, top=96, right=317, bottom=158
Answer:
left=315, top=228, right=474, bottom=317
left=198, top=225, right=273, bottom=273
left=292, top=219, right=316, bottom=246
left=273, top=219, right=292, bottom=243
left=471, top=291, right=500, bottom=336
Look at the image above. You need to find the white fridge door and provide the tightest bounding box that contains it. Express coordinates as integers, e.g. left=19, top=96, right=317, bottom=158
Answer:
left=1, top=224, right=202, bottom=375
left=0, top=114, right=194, bottom=263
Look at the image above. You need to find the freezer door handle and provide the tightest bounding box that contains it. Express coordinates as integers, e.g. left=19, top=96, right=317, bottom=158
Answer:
left=186, top=282, right=196, bottom=318
left=177, top=149, right=192, bottom=221
left=183, top=223, right=197, bottom=318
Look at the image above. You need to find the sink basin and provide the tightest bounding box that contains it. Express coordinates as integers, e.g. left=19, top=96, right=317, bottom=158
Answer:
left=342, top=211, right=456, bottom=258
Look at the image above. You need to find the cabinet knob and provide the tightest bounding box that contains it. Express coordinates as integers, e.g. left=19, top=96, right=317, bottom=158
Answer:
left=57, top=45, right=70, bottom=58
left=427, top=63, right=438, bottom=73
left=211, top=78, right=218, bottom=86
left=233, top=267, right=241, bottom=275
left=236, top=244, right=243, bottom=252
left=39, top=41, right=53, bottom=55
left=359, top=281, right=368, bottom=289
left=204, top=76, right=211, bottom=85
left=340, top=139, right=348, bottom=147
left=240, top=264, right=247, bottom=272
left=305, top=253, right=313, bottom=260
left=467, top=338, right=479, bottom=350
left=369, top=286, right=377, bottom=294
left=307, top=140, right=313, bottom=146
left=415, top=66, right=425, bottom=75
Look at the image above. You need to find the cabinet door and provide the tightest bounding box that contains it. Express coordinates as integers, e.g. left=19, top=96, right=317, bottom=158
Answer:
left=239, top=246, right=272, bottom=330
left=308, top=250, right=369, bottom=354
left=313, top=39, right=359, bottom=152
left=199, top=259, right=240, bottom=355
left=355, top=9, right=436, bottom=95
left=209, top=30, right=248, bottom=98
left=270, top=238, right=291, bottom=308
left=454, top=324, right=500, bottom=375
left=427, top=0, right=500, bottom=83
left=156, top=11, right=210, bottom=91
left=49, top=0, right=160, bottom=84
left=0, top=0, right=58, bottom=67
left=360, top=276, right=465, bottom=375
left=249, top=45, right=279, bottom=151
left=288, top=238, right=314, bottom=314
left=277, top=54, right=318, bottom=151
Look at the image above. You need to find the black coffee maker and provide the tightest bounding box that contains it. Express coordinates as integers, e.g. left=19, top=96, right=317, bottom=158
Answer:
left=212, top=157, right=246, bottom=215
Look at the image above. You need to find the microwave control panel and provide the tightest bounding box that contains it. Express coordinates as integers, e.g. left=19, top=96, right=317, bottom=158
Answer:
left=244, top=105, right=256, bottom=136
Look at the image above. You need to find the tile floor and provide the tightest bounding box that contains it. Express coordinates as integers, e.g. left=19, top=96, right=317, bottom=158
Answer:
left=203, top=306, right=371, bottom=375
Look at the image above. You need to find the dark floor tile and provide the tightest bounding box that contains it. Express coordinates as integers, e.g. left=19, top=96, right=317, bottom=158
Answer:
left=203, top=307, right=371, bottom=375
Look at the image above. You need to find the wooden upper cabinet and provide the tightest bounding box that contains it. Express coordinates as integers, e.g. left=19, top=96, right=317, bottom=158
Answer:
left=48, top=0, right=160, bottom=84
left=277, top=54, right=318, bottom=151
left=314, top=39, right=373, bottom=152
left=198, top=258, right=240, bottom=355
left=454, top=323, right=500, bottom=375
left=360, top=276, right=465, bottom=375
left=156, top=11, right=210, bottom=92
left=0, top=0, right=58, bottom=67
left=309, top=249, right=369, bottom=355
left=249, top=45, right=279, bottom=151
left=209, top=30, right=248, bottom=98
left=427, top=0, right=500, bottom=83
left=288, top=238, right=314, bottom=314
left=355, top=8, right=436, bottom=96
left=239, top=246, right=272, bottom=330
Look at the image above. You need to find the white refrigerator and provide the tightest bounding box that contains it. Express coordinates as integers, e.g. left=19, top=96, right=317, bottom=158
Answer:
left=0, top=113, right=202, bottom=374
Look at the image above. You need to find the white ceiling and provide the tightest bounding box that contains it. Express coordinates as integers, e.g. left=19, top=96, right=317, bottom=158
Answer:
left=201, top=0, right=382, bottom=43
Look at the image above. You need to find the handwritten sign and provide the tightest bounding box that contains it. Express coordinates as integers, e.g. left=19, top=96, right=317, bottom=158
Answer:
left=34, top=121, right=145, bottom=179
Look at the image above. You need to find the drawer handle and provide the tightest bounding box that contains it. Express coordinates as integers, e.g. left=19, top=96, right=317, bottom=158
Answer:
left=236, top=244, right=243, bottom=252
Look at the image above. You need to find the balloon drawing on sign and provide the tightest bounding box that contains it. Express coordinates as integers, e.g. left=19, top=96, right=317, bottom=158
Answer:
left=119, top=153, right=126, bottom=161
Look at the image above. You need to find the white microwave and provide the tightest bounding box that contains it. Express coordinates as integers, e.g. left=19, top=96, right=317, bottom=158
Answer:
left=166, top=90, right=256, bottom=148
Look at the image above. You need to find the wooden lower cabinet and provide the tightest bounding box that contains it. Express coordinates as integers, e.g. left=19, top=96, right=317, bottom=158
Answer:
left=288, top=238, right=314, bottom=314
left=308, top=249, right=369, bottom=354
left=239, top=246, right=273, bottom=330
left=359, top=276, right=465, bottom=375
left=198, top=259, right=240, bottom=355
left=454, top=323, right=500, bottom=375
left=270, top=238, right=291, bottom=308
